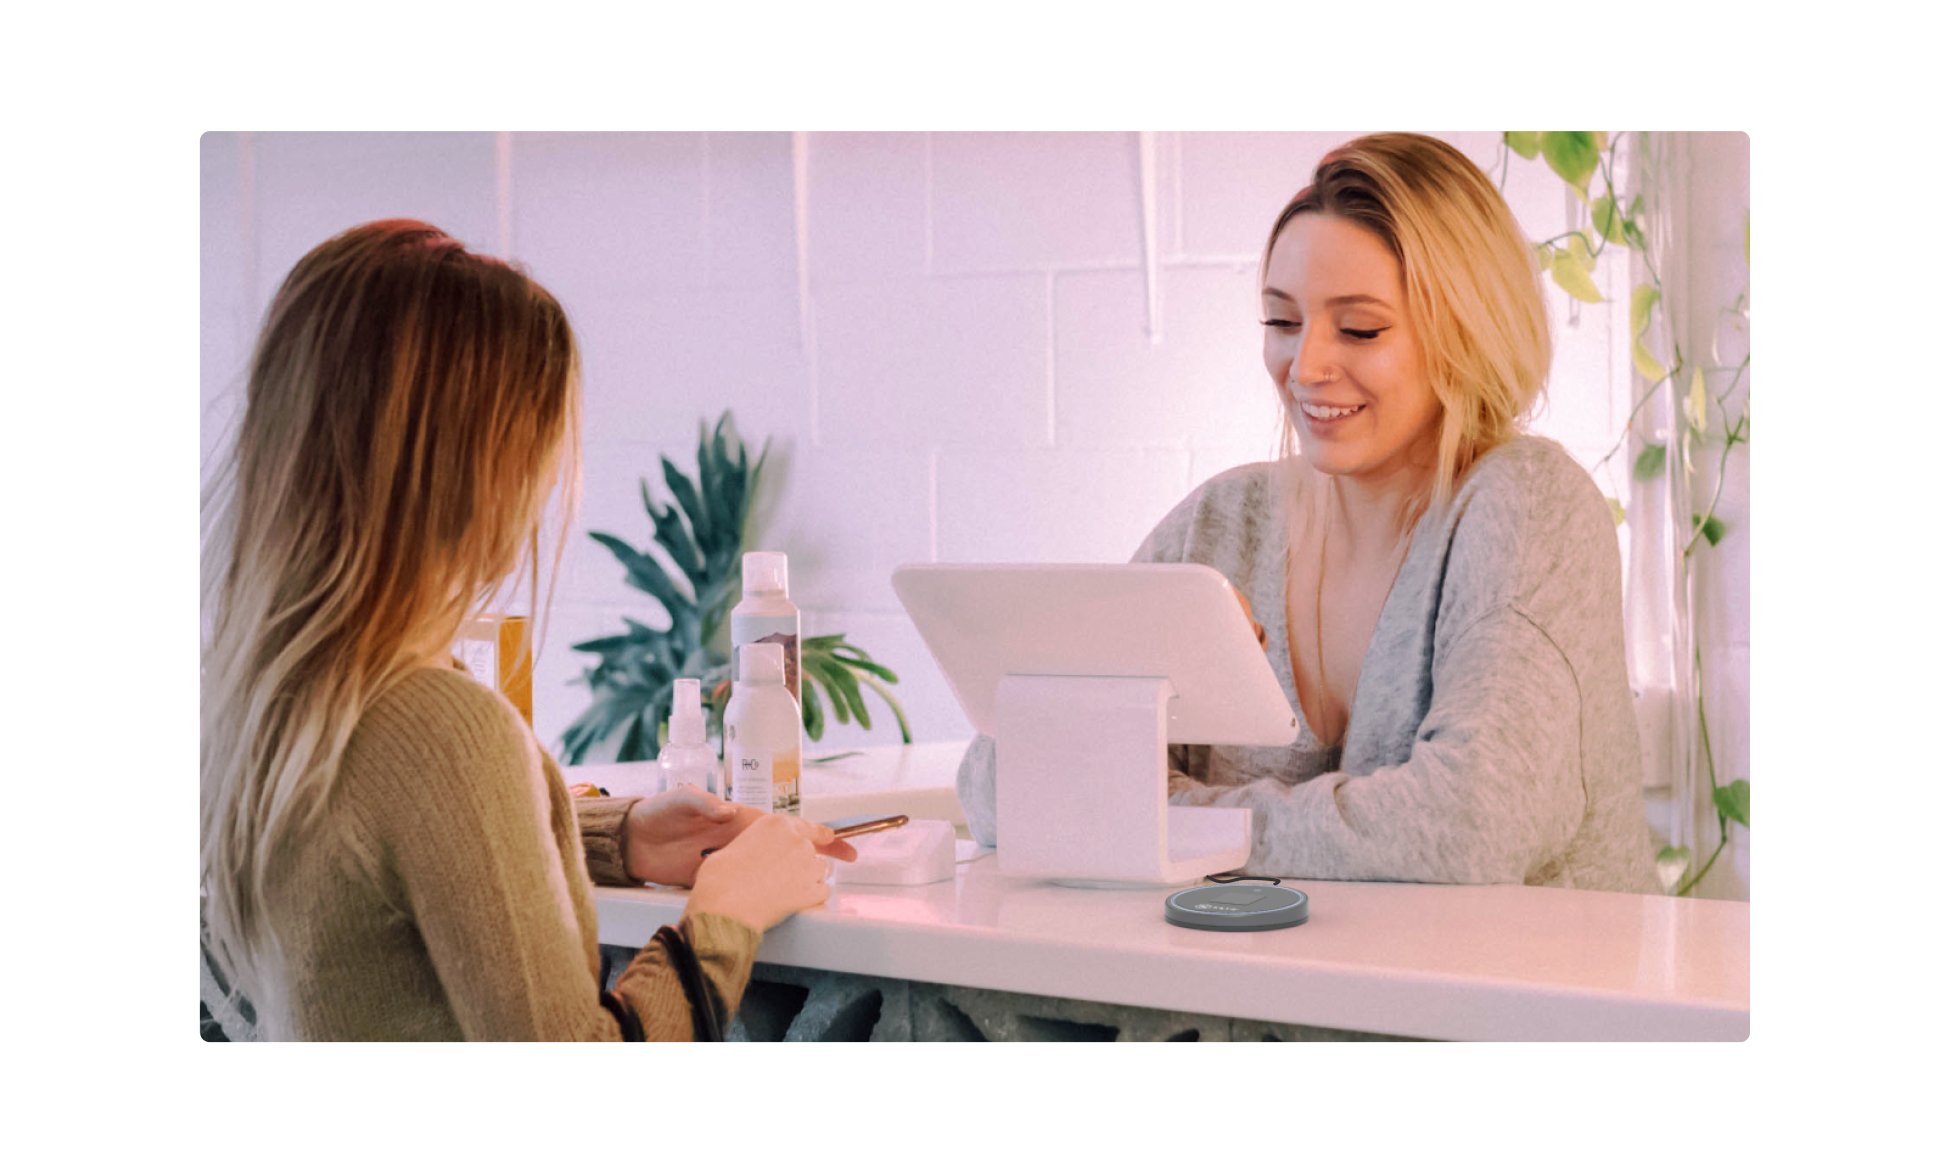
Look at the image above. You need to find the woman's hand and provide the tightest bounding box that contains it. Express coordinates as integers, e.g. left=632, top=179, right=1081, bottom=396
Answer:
left=1234, top=587, right=1267, bottom=650
left=625, top=788, right=861, bottom=888
left=684, top=813, right=858, bottom=932
left=623, top=787, right=757, bottom=887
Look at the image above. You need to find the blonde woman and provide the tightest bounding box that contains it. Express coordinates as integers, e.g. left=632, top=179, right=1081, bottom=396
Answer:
left=201, top=219, right=853, bottom=1041
left=957, top=134, right=1658, bottom=893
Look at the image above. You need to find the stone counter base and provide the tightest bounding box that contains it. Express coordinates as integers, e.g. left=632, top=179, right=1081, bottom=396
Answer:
left=600, top=946, right=1423, bottom=1042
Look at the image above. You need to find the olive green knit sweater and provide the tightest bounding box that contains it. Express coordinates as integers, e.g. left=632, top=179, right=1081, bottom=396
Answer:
left=254, top=666, right=758, bottom=1040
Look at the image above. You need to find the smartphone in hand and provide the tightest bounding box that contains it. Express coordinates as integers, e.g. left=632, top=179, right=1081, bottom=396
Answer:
left=702, top=814, right=908, bottom=857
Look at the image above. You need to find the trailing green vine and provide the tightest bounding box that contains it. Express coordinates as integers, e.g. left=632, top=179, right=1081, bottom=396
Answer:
left=1500, top=132, right=1749, bottom=896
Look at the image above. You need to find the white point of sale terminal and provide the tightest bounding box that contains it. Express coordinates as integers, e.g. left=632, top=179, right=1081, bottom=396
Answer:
left=892, top=563, right=1301, bottom=888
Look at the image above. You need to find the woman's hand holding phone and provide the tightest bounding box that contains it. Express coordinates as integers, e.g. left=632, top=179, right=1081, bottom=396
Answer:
left=684, top=813, right=858, bottom=932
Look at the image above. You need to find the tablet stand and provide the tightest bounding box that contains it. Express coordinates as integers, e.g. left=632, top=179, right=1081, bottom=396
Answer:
left=994, top=674, right=1253, bottom=887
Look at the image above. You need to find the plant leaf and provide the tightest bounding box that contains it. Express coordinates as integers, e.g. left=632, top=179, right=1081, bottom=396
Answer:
left=588, top=532, right=694, bottom=621
left=835, top=664, right=873, bottom=728
left=1604, top=496, right=1625, bottom=527
left=1591, top=194, right=1629, bottom=245
left=645, top=491, right=706, bottom=584
left=1567, top=230, right=1597, bottom=271
left=698, top=418, right=731, bottom=551
left=1714, top=779, right=1751, bottom=828
left=1633, top=339, right=1668, bottom=384
left=1549, top=248, right=1605, bottom=304
left=861, top=676, right=913, bottom=743
left=706, top=416, right=742, bottom=546
left=662, top=458, right=711, bottom=550
left=1655, top=845, right=1690, bottom=894
left=617, top=712, right=645, bottom=764
left=802, top=658, right=845, bottom=729
left=1692, top=513, right=1727, bottom=547
left=1540, top=131, right=1599, bottom=193
left=830, top=652, right=900, bottom=684
left=570, top=631, right=645, bottom=655
left=808, top=655, right=872, bottom=730
left=1631, top=284, right=1659, bottom=338
left=1633, top=443, right=1666, bottom=482
left=801, top=679, right=827, bottom=741
left=1503, top=131, right=1541, bottom=159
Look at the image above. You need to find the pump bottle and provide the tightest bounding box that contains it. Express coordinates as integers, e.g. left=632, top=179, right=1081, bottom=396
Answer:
left=730, top=551, right=801, bottom=706
left=724, top=642, right=801, bottom=816
left=656, top=678, right=722, bottom=799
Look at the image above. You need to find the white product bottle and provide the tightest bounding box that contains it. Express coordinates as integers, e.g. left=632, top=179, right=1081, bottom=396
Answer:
left=730, top=551, right=801, bottom=706
left=724, top=642, right=801, bottom=816
left=656, top=678, right=722, bottom=799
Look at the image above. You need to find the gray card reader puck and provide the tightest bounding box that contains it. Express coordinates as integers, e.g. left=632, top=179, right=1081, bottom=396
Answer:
left=1164, top=884, right=1309, bottom=931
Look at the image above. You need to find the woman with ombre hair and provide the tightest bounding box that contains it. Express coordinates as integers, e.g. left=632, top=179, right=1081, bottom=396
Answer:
left=958, top=134, right=1657, bottom=893
left=201, top=220, right=852, bottom=1041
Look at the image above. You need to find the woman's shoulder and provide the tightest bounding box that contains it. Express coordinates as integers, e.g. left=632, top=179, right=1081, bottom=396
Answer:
left=1440, top=435, right=1619, bottom=609
left=1460, top=435, right=1604, bottom=509
left=341, top=666, right=540, bottom=803
left=1135, top=460, right=1282, bottom=563
left=356, top=665, right=527, bottom=744
left=1451, top=435, right=1613, bottom=539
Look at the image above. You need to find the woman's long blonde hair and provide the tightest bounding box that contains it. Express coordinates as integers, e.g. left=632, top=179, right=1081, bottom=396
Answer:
left=200, top=220, right=581, bottom=1028
left=1267, top=133, right=1552, bottom=532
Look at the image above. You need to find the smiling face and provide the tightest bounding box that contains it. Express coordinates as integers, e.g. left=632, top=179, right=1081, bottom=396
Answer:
left=1262, top=213, right=1443, bottom=487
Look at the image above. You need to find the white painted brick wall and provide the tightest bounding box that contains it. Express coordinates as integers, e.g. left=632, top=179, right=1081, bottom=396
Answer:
left=251, top=133, right=501, bottom=310
left=814, top=272, right=1049, bottom=447
left=1052, top=264, right=1273, bottom=450
left=199, top=132, right=249, bottom=469
left=929, top=133, right=1143, bottom=272
left=805, top=132, right=930, bottom=281
left=199, top=131, right=1738, bottom=832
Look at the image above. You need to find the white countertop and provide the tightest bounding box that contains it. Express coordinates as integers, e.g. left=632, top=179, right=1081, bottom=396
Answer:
left=560, top=740, right=970, bottom=829
left=586, top=742, right=1749, bottom=1042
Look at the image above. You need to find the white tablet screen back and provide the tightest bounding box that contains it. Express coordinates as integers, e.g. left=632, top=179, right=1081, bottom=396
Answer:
left=892, top=563, right=1299, bottom=748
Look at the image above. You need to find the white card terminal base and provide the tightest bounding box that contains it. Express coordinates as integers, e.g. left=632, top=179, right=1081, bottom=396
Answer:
left=830, top=819, right=958, bottom=886
left=892, top=564, right=1297, bottom=890
left=996, top=675, right=1251, bottom=887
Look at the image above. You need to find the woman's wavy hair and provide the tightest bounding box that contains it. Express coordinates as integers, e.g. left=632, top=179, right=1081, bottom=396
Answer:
left=200, top=219, right=581, bottom=1032
left=1267, top=133, right=1552, bottom=530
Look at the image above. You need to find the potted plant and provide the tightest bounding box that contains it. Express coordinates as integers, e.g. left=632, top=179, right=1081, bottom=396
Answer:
left=559, top=412, right=910, bottom=765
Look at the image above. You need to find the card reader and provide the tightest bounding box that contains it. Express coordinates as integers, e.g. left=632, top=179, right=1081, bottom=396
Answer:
left=1165, top=883, right=1309, bottom=931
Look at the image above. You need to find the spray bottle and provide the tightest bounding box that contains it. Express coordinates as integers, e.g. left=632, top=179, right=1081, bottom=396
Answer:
left=656, top=678, right=722, bottom=799
left=724, top=642, right=801, bottom=816
left=730, top=551, right=801, bottom=707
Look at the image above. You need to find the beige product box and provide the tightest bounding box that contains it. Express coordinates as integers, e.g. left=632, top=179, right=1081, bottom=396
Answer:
left=453, top=614, right=532, bottom=726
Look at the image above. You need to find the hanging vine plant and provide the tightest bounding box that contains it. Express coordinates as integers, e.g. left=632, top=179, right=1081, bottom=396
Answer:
left=1500, top=131, right=1749, bottom=896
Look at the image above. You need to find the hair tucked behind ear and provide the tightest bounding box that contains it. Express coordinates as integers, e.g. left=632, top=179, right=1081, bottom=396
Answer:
left=1265, top=133, right=1552, bottom=530
left=199, top=220, right=581, bottom=1035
